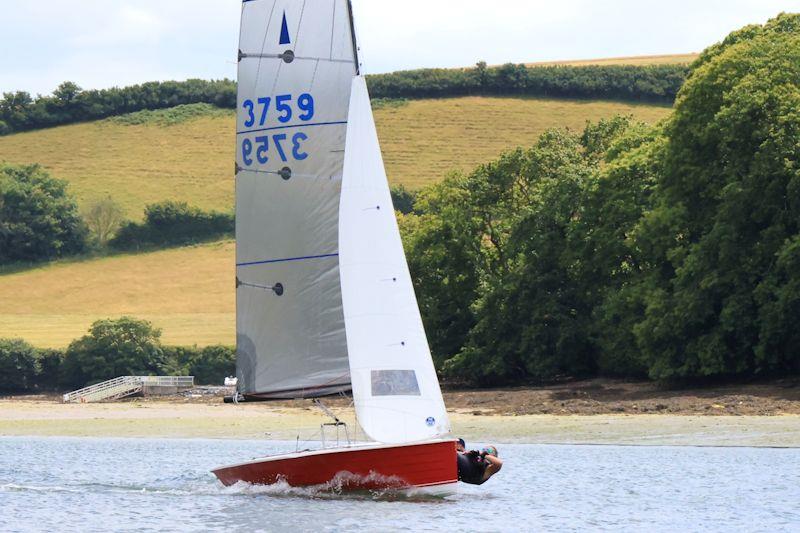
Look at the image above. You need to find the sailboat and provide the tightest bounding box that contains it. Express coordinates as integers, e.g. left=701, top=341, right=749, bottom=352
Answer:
left=212, top=0, right=458, bottom=493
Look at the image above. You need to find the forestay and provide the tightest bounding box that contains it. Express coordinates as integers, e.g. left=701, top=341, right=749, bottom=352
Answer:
left=236, top=0, right=358, bottom=399
left=339, top=77, right=452, bottom=444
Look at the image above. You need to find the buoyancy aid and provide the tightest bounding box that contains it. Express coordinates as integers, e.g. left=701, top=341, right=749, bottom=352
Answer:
left=456, top=451, right=488, bottom=485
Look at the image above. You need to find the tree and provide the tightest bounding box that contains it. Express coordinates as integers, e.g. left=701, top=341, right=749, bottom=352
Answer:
left=84, top=197, right=126, bottom=246
left=0, top=91, right=34, bottom=130
left=187, top=345, right=235, bottom=385
left=0, top=339, right=39, bottom=392
left=0, top=164, right=87, bottom=263
left=571, top=121, right=664, bottom=377
left=390, top=185, right=417, bottom=215
left=52, top=81, right=82, bottom=104
left=445, top=130, right=597, bottom=384
left=629, top=13, right=800, bottom=380
left=61, top=317, right=166, bottom=388
left=400, top=198, right=480, bottom=367
left=36, top=348, right=64, bottom=390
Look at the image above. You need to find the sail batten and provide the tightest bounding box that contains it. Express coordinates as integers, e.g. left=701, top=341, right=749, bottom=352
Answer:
left=236, top=120, right=349, bottom=135
left=237, top=253, right=339, bottom=268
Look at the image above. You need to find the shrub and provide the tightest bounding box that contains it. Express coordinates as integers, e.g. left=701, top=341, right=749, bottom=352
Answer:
left=61, top=318, right=165, bottom=388
left=390, top=185, right=418, bottom=215
left=188, top=345, right=236, bottom=385
left=0, top=163, right=87, bottom=264
left=161, top=344, right=235, bottom=385
left=108, top=103, right=231, bottom=126
left=83, top=197, right=126, bottom=246
left=160, top=346, right=196, bottom=375
left=371, top=98, right=409, bottom=110
left=110, top=201, right=234, bottom=251
left=0, top=339, right=39, bottom=392
left=36, top=348, right=64, bottom=390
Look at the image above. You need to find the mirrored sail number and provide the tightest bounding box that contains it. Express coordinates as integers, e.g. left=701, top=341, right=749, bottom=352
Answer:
left=240, top=93, right=314, bottom=167
left=241, top=132, right=309, bottom=166
left=242, top=93, right=315, bottom=128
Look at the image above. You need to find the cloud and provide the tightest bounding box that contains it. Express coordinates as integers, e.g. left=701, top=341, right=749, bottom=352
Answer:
left=1, top=0, right=798, bottom=94
left=70, top=5, right=167, bottom=47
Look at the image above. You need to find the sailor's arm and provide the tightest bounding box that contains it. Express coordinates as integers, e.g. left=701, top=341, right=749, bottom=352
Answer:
left=482, top=453, right=503, bottom=479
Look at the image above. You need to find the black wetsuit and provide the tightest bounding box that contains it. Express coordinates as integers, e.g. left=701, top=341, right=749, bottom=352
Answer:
left=457, top=451, right=488, bottom=485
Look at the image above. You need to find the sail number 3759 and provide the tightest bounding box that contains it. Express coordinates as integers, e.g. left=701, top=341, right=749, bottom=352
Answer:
left=240, top=93, right=315, bottom=167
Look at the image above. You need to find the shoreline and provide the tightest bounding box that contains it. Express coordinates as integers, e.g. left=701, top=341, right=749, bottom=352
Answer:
left=1, top=399, right=799, bottom=447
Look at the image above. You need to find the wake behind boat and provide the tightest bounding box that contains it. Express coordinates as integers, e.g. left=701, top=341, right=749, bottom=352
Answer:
left=213, top=0, right=458, bottom=492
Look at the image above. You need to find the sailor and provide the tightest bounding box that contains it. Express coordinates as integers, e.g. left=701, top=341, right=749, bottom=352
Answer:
left=456, top=442, right=503, bottom=485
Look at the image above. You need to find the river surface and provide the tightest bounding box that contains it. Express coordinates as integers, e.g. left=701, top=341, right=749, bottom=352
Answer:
left=1, top=437, right=798, bottom=532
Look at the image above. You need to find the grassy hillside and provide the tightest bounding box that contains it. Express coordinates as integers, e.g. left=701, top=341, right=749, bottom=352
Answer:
left=526, top=53, right=698, bottom=67
left=0, top=94, right=673, bottom=347
left=0, top=97, right=671, bottom=217
left=0, top=241, right=235, bottom=348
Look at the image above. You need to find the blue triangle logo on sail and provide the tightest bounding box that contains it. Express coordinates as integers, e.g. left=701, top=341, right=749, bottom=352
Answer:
left=279, top=12, right=291, bottom=45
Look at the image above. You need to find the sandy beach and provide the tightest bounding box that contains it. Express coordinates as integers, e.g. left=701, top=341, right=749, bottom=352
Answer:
left=2, top=379, right=799, bottom=446
left=1, top=398, right=799, bottom=447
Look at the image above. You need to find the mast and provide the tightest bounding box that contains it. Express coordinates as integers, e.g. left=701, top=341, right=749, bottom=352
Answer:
left=346, top=0, right=361, bottom=75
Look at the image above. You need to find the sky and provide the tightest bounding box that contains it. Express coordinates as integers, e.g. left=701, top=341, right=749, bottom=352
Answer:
left=1, top=0, right=798, bottom=96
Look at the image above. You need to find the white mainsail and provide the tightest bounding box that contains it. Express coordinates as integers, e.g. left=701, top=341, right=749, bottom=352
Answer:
left=339, top=77, right=451, bottom=443
left=236, top=0, right=358, bottom=398
left=236, top=0, right=451, bottom=445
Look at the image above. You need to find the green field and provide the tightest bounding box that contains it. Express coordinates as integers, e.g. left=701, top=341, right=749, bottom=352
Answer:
left=0, top=93, right=672, bottom=347
left=526, top=53, right=698, bottom=67
left=0, top=241, right=235, bottom=348
left=0, top=97, right=671, bottom=218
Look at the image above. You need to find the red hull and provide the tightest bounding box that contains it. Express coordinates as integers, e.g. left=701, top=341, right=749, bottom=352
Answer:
left=212, top=440, right=457, bottom=491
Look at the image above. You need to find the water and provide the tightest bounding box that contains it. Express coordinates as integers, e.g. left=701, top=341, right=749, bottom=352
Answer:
left=1, top=438, right=798, bottom=532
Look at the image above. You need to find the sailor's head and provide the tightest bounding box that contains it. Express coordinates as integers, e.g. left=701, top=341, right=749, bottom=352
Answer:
left=455, top=438, right=466, bottom=452
left=482, top=445, right=498, bottom=457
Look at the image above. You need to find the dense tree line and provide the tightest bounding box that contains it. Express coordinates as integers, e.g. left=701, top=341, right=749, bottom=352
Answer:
left=401, top=14, right=800, bottom=385
left=0, top=63, right=688, bottom=135
left=0, top=318, right=235, bottom=392
left=368, top=62, right=687, bottom=102
left=0, top=79, right=236, bottom=135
